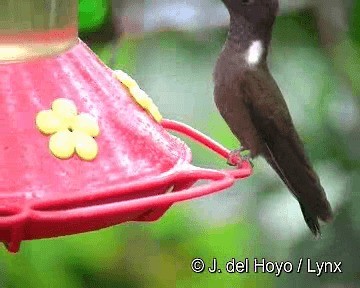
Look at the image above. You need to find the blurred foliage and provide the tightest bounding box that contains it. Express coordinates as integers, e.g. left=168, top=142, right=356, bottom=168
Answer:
left=1, top=2, right=360, bottom=288
left=350, top=0, right=360, bottom=45
left=78, top=0, right=109, bottom=32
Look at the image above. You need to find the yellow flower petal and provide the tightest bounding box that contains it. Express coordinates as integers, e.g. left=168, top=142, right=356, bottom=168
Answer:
left=73, top=131, right=98, bottom=161
left=114, top=70, right=138, bottom=89
left=147, top=104, right=163, bottom=123
left=36, top=110, right=68, bottom=135
left=52, top=98, right=77, bottom=119
left=129, top=86, right=153, bottom=109
left=114, top=70, right=163, bottom=123
left=70, top=113, right=100, bottom=137
left=49, top=130, right=75, bottom=159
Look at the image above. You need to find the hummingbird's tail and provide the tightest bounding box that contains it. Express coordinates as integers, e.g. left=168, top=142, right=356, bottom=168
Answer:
left=299, top=202, right=321, bottom=236
left=263, top=143, right=333, bottom=236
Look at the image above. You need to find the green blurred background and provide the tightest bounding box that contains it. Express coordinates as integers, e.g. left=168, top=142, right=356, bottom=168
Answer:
left=1, top=0, right=360, bottom=287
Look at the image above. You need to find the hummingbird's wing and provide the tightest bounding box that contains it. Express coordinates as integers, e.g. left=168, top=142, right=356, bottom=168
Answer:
left=241, top=69, right=333, bottom=234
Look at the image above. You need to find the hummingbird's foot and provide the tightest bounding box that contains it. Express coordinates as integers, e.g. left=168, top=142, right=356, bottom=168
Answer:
left=227, top=147, right=254, bottom=167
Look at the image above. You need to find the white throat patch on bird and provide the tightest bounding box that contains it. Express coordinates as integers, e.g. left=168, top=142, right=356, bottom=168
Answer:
left=246, top=40, right=263, bottom=66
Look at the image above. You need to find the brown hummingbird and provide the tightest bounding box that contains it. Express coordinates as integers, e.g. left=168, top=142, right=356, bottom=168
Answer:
left=213, top=0, right=333, bottom=235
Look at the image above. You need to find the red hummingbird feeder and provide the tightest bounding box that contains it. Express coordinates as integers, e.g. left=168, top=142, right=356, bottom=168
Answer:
left=0, top=1, right=252, bottom=253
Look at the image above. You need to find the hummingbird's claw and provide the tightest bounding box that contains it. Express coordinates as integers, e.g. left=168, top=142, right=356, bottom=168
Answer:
left=241, top=154, right=254, bottom=168
left=227, top=147, right=254, bottom=167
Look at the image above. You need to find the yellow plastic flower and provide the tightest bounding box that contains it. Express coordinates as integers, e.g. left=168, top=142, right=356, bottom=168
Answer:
left=113, top=70, right=163, bottom=122
left=36, top=98, right=100, bottom=161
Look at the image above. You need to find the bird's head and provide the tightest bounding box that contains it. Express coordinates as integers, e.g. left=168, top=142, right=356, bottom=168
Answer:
left=221, top=0, right=279, bottom=27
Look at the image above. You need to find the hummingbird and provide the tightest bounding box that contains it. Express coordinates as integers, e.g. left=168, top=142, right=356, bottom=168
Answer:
left=213, top=0, right=333, bottom=235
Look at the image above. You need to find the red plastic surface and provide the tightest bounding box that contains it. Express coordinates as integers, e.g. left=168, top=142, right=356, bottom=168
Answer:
left=0, top=40, right=252, bottom=253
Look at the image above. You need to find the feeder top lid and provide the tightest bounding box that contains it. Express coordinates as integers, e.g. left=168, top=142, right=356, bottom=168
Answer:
left=0, top=40, right=190, bottom=202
